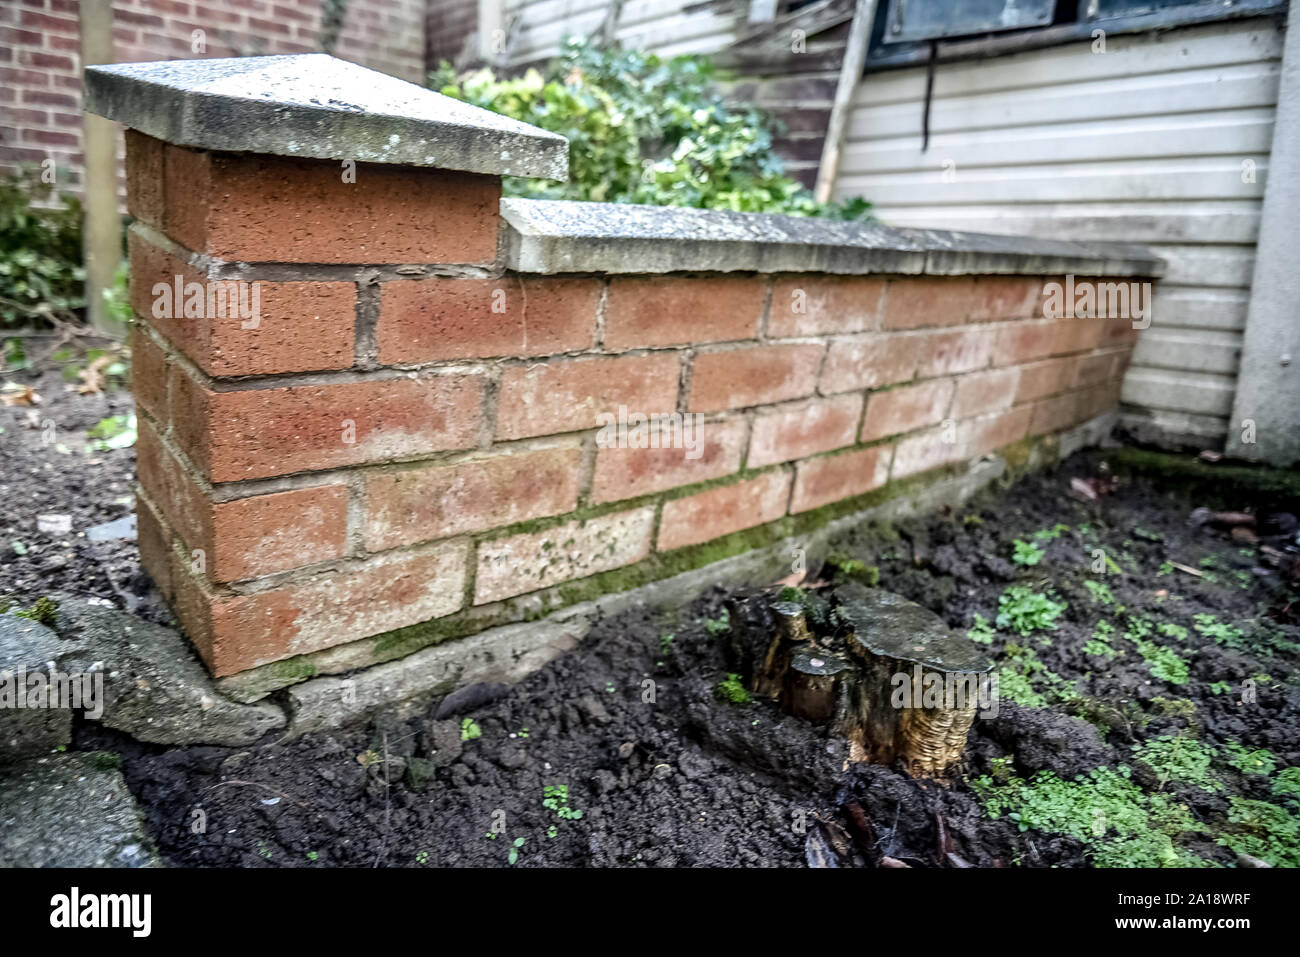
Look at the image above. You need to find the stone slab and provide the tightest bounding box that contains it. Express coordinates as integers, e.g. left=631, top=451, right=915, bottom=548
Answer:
left=500, top=197, right=1165, bottom=277
left=85, top=54, right=569, bottom=181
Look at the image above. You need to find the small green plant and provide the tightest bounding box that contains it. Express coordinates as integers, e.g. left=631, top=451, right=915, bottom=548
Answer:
left=1272, top=767, right=1300, bottom=798
left=713, top=672, right=750, bottom=706
left=508, top=836, right=526, bottom=865
left=1033, top=523, right=1070, bottom=542
left=1133, top=638, right=1190, bottom=685
left=1217, top=797, right=1300, bottom=867
left=996, top=586, right=1066, bottom=637
left=825, top=551, right=879, bottom=585
left=86, top=413, right=136, bottom=451
left=967, top=613, right=996, bottom=645
left=1209, top=680, right=1233, bottom=695
left=1193, top=613, right=1245, bottom=649
left=1083, top=620, right=1118, bottom=659
left=543, top=784, right=584, bottom=820
left=659, top=633, right=675, bottom=653
left=1084, top=580, right=1115, bottom=606
left=1133, top=735, right=1221, bottom=792
left=306, top=850, right=319, bottom=862
left=701, top=608, right=731, bottom=635
left=1012, top=539, right=1045, bottom=567
left=546, top=825, right=558, bottom=839
left=0, top=169, right=86, bottom=327
left=970, top=764, right=1209, bottom=867
left=1222, top=743, right=1276, bottom=777
left=1158, top=621, right=1188, bottom=641
left=460, top=717, right=482, bottom=741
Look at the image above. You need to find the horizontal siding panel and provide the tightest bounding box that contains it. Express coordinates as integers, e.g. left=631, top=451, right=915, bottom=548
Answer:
left=1132, top=327, right=1243, bottom=375
left=848, top=111, right=1274, bottom=173
left=1122, top=366, right=1237, bottom=417
left=847, top=62, right=1281, bottom=140
left=1150, top=286, right=1251, bottom=331
left=842, top=158, right=1268, bottom=205
left=863, top=202, right=1263, bottom=244
left=1146, top=244, right=1258, bottom=288
left=860, top=18, right=1285, bottom=106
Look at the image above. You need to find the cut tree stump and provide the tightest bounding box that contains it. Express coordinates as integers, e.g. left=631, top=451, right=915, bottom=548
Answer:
left=724, top=587, right=992, bottom=780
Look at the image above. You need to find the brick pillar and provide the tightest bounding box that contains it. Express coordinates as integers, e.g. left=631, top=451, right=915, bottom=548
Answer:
left=85, top=55, right=567, bottom=677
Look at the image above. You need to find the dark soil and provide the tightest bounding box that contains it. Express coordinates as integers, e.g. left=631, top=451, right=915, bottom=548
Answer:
left=7, top=362, right=1299, bottom=867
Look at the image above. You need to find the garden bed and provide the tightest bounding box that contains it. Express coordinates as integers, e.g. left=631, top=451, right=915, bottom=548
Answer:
left=81, top=450, right=1300, bottom=869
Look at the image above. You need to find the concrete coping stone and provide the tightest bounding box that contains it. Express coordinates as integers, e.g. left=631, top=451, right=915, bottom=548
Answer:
left=500, top=197, right=1166, bottom=277
left=84, top=54, right=569, bottom=181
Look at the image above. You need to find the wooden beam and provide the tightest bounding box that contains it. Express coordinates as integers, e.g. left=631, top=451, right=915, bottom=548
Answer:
left=814, top=0, right=876, bottom=204
left=80, top=0, right=125, bottom=338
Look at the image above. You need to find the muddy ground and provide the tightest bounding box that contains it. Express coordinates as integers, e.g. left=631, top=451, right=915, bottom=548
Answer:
left=3, top=363, right=1299, bottom=868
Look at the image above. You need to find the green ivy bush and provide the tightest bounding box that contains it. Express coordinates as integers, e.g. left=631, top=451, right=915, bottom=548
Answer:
left=431, top=39, right=871, bottom=220
left=0, top=169, right=85, bottom=327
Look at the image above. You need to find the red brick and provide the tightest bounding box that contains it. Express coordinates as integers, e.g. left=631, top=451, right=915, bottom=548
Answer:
left=137, top=417, right=350, bottom=582
left=1098, top=314, right=1139, bottom=348
left=818, top=332, right=920, bottom=394
left=211, top=485, right=350, bottom=583
left=1029, top=390, right=1088, bottom=437
left=591, top=417, right=745, bottom=504
left=475, top=508, right=654, bottom=603
left=916, top=326, right=994, bottom=378
left=188, top=542, right=469, bottom=675
left=994, top=319, right=1058, bottom=365
left=129, top=233, right=356, bottom=376
left=961, top=406, right=1033, bottom=458
left=1015, top=357, right=1076, bottom=403
left=881, top=277, right=976, bottom=330
left=748, top=394, right=862, bottom=467
left=171, top=369, right=484, bottom=483
left=1055, top=317, right=1106, bottom=354
left=378, top=277, right=597, bottom=364
left=496, top=353, right=680, bottom=440
left=124, top=129, right=163, bottom=228
left=789, top=446, right=891, bottom=513
left=130, top=325, right=169, bottom=422
left=891, top=426, right=965, bottom=479
left=162, top=146, right=499, bottom=264
left=970, top=276, right=1045, bottom=321
left=768, top=276, right=885, bottom=336
left=951, top=367, right=1020, bottom=417
left=1074, top=351, right=1120, bottom=388
left=861, top=378, right=954, bottom=442
left=658, top=471, right=791, bottom=550
left=604, top=277, right=763, bottom=349
left=363, top=442, right=582, bottom=551
left=689, top=343, right=823, bottom=412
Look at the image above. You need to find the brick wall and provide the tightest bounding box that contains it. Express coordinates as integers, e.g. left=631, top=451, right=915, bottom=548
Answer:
left=0, top=0, right=426, bottom=191
left=123, top=130, right=1142, bottom=679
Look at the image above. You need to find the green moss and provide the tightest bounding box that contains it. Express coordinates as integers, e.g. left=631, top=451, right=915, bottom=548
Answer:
left=1103, top=447, right=1300, bottom=511
left=713, top=672, right=750, bottom=706
left=14, top=596, right=58, bottom=627
left=824, top=551, right=879, bottom=586
left=81, top=750, right=123, bottom=772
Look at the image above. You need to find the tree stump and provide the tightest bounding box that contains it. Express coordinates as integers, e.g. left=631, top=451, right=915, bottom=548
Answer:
left=836, top=592, right=992, bottom=779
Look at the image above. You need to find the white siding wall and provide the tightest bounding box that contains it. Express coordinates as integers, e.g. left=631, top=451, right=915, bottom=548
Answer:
left=504, top=0, right=745, bottom=66
left=834, top=18, right=1285, bottom=448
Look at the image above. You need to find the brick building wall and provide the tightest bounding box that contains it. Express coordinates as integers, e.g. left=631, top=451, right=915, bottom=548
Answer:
left=0, top=0, right=426, bottom=192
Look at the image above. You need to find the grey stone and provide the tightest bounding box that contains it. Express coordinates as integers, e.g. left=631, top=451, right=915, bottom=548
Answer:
left=0, top=613, right=83, bottom=762
left=286, top=613, right=591, bottom=735
left=86, top=514, right=137, bottom=542
left=0, top=753, right=160, bottom=867
left=52, top=599, right=286, bottom=746
left=500, top=197, right=1164, bottom=277
left=418, top=718, right=463, bottom=769
left=85, top=54, right=568, bottom=181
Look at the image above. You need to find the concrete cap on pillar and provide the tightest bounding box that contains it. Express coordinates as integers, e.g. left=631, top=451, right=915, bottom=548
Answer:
left=84, top=53, right=569, bottom=181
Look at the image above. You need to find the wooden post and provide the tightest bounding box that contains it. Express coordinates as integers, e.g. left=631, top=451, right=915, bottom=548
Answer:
left=814, top=0, right=876, bottom=204
left=80, top=0, right=125, bottom=338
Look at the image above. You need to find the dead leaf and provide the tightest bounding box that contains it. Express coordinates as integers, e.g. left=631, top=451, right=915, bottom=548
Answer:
left=0, top=385, right=39, bottom=407
left=77, top=354, right=112, bottom=395
left=1069, top=477, right=1098, bottom=500
left=880, top=856, right=911, bottom=868
left=773, top=568, right=806, bottom=589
